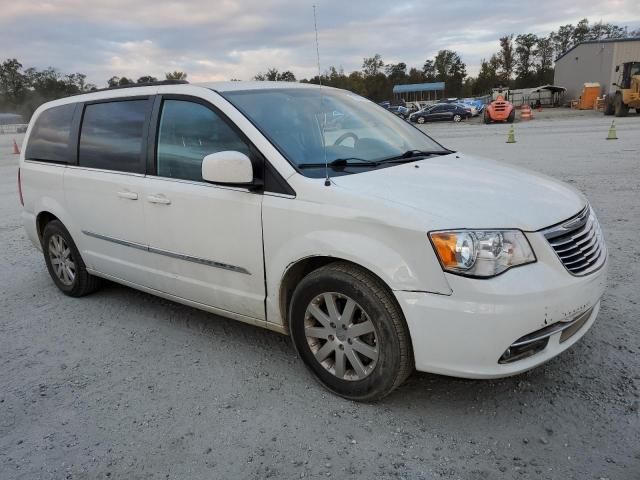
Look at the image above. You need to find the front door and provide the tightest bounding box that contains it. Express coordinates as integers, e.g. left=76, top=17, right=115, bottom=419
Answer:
left=142, top=97, right=265, bottom=320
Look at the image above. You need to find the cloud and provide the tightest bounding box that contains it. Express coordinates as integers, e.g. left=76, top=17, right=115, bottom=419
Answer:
left=0, top=0, right=638, bottom=85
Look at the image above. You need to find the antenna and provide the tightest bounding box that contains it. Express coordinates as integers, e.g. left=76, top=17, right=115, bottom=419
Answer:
left=313, top=5, right=330, bottom=187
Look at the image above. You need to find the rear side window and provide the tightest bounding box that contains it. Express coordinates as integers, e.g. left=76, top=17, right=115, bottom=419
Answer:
left=25, top=104, right=76, bottom=163
left=79, top=100, right=148, bottom=173
left=156, top=99, right=250, bottom=182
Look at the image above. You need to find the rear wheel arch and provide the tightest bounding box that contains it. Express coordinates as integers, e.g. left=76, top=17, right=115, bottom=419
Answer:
left=36, top=211, right=60, bottom=244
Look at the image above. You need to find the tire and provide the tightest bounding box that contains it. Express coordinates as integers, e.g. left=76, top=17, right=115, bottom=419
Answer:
left=416, top=116, right=425, bottom=124
left=42, top=220, right=101, bottom=297
left=453, top=114, right=462, bottom=122
left=507, top=109, right=515, bottom=123
left=289, top=262, right=413, bottom=401
left=483, top=110, right=491, bottom=124
left=614, top=94, right=628, bottom=117
left=603, top=95, right=615, bottom=115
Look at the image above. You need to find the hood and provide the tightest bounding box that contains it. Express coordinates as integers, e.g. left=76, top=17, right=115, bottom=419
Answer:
left=331, top=153, right=586, bottom=231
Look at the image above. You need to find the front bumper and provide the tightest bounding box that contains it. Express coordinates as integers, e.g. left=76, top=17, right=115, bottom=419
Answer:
left=396, top=232, right=608, bottom=378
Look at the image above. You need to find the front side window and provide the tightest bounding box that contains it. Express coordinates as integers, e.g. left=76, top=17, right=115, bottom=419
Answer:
left=79, top=100, right=148, bottom=173
left=25, top=104, right=75, bottom=163
left=156, top=100, right=250, bottom=182
left=222, top=88, right=447, bottom=178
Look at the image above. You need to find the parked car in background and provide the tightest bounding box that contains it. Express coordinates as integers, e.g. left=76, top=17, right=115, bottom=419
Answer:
left=459, top=98, right=485, bottom=114
left=379, top=101, right=410, bottom=119
left=454, top=102, right=478, bottom=117
left=20, top=81, right=607, bottom=401
left=390, top=105, right=410, bottom=118
left=410, top=103, right=471, bottom=123
left=437, top=98, right=459, bottom=104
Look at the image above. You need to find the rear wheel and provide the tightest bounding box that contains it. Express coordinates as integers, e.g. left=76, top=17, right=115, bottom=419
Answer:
left=483, top=110, right=491, bottom=124
left=416, top=116, right=425, bottom=124
left=614, top=94, right=628, bottom=117
left=507, top=109, right=515, bottom=123
left=289, top=262, right=413, bottom=401
left=42, top=220, right=101, bottom=297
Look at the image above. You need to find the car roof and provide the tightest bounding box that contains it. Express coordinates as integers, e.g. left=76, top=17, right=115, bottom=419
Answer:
left=197, top=81, right=321, bottom=92
left=31, top=80, right=333, bottom=114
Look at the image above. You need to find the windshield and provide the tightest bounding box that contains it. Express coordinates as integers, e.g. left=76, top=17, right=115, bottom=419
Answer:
left=221, top=87, right=448, bottom=178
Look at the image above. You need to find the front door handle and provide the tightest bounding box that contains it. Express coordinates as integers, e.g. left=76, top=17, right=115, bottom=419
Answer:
left=147, top=194, right=171, bottom=205
left=117, top=190, right=138, bottom=200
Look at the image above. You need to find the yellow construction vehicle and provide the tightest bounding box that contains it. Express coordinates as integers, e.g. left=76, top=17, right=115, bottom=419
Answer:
left=604, top=61, right=640, bottom=117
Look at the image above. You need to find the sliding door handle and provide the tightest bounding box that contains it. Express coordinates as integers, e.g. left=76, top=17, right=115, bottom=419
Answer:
left=117, top=190, right=138, bottom=200
left=147, top=194, right=171, bottom=205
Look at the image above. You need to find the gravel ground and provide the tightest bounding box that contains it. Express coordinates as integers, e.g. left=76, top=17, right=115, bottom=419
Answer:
left=1, top=109, right=639, bottom=480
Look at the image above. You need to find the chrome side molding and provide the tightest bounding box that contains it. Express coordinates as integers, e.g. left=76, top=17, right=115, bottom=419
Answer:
left=81, top=230, right=251, bottom=275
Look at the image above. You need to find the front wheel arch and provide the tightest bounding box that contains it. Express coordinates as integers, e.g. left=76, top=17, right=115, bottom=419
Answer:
left=279, top=256, right=402, bottom=335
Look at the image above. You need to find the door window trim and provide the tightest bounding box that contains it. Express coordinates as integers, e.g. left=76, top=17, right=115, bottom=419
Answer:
left=76, top=95, right=155, bottom=175
left=148, top=94, right=295, bottom=196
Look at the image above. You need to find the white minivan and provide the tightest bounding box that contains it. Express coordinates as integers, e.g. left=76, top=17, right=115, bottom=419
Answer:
left=19, top=81, right=607, bottom=400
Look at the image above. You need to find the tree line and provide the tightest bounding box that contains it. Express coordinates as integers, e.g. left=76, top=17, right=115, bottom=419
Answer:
left=0, top=61, right=188, bottom=118
left=1, top=18, right=637, bottom=118
left=295, top=19, right=636, bottom=101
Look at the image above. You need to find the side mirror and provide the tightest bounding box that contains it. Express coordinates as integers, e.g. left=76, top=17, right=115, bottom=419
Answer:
left=201, top=151, right=253, bottom=185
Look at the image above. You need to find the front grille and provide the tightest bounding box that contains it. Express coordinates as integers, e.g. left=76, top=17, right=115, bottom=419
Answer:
left=542, top=206, right=606, bottom=276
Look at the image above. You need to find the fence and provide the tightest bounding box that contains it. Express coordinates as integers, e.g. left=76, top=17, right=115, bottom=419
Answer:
left=0, top=124, right=28, bottom=135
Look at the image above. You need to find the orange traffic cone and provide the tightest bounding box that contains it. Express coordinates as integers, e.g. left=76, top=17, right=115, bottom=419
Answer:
left=12, top=139, right=21, bottom=155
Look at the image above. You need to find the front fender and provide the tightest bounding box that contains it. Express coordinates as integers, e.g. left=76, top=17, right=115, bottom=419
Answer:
left=262, top=195, right=452, bottom=326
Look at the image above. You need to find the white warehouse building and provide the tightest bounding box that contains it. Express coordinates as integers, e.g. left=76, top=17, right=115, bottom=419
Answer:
left=554, top=38, right=640, bottom=100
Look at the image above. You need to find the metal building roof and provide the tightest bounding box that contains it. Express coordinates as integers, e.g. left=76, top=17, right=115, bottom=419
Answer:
left=555, top=37, right=640, bottom=62
left=392, top=82, right=445, bottom=94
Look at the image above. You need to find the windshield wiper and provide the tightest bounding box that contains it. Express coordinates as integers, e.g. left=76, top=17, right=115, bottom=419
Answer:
left=298, top=157, right=380, bottom=169
left=376, top=149, right=452, bottom=164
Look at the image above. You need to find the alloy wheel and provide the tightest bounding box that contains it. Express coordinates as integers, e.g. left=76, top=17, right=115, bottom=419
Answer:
left=48, top=234, right=76, bottom=286
left=304, top=292, right=379, bottom=381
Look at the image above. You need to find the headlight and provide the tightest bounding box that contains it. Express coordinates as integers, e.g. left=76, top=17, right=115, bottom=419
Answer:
left=429, top=230, right=536, bottom=278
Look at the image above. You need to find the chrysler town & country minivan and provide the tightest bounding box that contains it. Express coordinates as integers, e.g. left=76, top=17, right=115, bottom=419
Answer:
left=19, top=81, right=608, bottom=400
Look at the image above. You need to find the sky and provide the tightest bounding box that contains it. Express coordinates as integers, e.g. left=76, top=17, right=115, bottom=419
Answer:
left=1, top=0, right=639, bottom=86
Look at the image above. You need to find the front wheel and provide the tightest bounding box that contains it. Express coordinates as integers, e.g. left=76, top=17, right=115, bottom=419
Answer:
left=416, top=116, right=425, bottom=124
left=289, top=262, right=413, bottom=401
left=603, top=95, right=615, bottom=115
left=614, top=94, right=628, bottom=117
left=453, top=114, right=462, bottom=122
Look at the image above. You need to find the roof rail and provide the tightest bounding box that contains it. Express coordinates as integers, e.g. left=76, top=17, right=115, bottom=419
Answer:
left=76, top=79, right=189, bottom=95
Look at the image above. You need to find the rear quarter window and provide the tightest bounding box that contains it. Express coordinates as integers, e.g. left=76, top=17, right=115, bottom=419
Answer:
left=25, top=104, right=76, bottom=163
